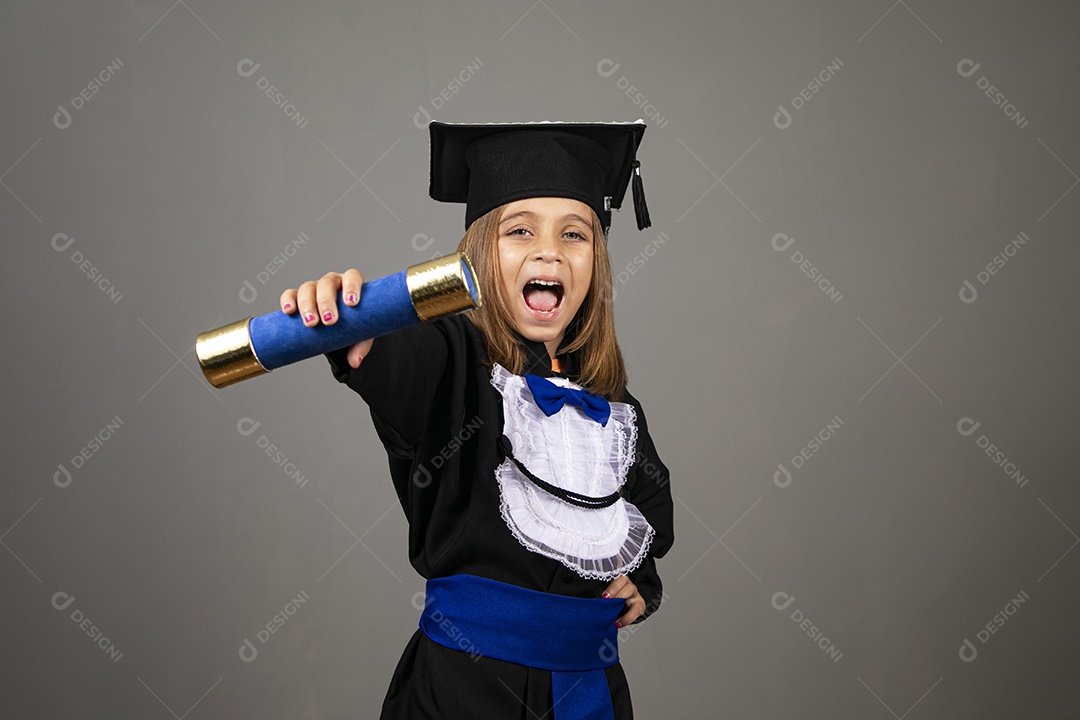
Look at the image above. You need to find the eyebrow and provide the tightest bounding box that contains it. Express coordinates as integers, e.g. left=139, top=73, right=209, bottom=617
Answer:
left=500, top=211, right=592, bottom=227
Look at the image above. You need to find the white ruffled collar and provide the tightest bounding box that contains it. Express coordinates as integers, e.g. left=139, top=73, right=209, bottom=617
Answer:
left=490, top=363, right=654, bottom=580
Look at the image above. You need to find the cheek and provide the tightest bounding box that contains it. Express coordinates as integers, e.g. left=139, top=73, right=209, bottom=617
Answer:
left=574, top=251, right=594, bottom=296
left=496, top=246, right=520, bottom=302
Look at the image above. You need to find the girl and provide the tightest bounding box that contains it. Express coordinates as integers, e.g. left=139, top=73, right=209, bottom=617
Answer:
left=281, top=121, right=674, bottom=719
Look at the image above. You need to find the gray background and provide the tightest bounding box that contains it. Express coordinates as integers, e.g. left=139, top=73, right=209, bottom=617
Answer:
left=3, top=1, right=1078, bottom=717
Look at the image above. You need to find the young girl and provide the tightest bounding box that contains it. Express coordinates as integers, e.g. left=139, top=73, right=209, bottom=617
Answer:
left=281, top=121, right=674, bottom=719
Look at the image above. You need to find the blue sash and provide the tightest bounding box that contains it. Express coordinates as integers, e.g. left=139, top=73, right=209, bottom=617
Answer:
left=419, top=574, right=625, bottom=720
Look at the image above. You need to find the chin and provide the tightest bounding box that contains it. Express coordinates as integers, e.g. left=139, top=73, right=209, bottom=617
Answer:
left=514, top=321, right=564, bottom=344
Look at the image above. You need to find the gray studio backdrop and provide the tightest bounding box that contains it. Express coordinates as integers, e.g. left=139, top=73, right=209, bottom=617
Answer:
left=3, top=1, right=1078, bottom=718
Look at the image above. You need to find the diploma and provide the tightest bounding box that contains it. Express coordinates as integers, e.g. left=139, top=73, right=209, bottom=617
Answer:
left=196, top=252, right=481, bottom=388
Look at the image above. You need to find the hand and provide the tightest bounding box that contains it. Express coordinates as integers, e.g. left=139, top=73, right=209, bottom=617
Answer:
left=601, top=575, right=645, bottom=628
left=280, top=269, right=372, bottom=369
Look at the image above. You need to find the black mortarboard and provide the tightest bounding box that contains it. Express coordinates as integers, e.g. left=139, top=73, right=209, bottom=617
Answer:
left=429, top=120, right=651, bottom=234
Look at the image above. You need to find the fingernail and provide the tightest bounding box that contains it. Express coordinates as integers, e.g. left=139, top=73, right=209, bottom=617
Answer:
left=614, top=621, right=622, bottom=628
left=354, top=356, right=363, bottom=368
left=304, top=313, right=316, bottom=323
left=323, top=312, right=334, bottom=322
left=283, top=302, right=292, bottom=311
left=602, top=593, right=610, bottom=599
left=346, top=293, right=356, bottom=303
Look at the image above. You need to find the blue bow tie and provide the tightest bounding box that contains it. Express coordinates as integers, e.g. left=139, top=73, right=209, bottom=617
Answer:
left=524, top=374, right=611, bottom=427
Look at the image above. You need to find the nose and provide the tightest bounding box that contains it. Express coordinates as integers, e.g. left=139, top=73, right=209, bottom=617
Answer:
left=531, top=228, right=563, bottom=263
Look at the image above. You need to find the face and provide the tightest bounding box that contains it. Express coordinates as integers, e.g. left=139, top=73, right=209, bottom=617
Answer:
left=496, top=196, right=595, bottom=357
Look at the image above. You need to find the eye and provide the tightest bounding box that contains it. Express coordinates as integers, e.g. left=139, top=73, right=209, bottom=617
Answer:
left=563, top=230, right=590, bottom=242
left=506, top=227, right=531, bottom=237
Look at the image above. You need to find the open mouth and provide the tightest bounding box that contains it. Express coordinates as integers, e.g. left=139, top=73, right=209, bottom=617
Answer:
left=522, top=278, right=564, bottom=315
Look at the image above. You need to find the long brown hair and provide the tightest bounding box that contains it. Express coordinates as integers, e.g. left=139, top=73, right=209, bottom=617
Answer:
left=457, top=202, right=627, bottom=400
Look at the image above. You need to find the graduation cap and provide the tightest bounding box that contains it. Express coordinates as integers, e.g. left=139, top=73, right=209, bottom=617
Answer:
left=429, top=120, right=651, bottom=234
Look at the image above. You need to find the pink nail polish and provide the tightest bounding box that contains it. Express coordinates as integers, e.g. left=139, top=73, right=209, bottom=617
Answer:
left=304, top=313, right=315, bottom=323
left=323, top=312, right=334, bottom=321
left=346, top=293, right=356, bottom=303
left=614, top=621, right=622, bottom=628
left=602, top=593, right=610, bottom=599
left=283, top=302, right=292, bottom=311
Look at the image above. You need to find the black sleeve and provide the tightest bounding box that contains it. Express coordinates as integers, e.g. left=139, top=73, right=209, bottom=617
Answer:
left=324, top=319, right=450, bottom=455
left=622, top=391, right=674, bottom=623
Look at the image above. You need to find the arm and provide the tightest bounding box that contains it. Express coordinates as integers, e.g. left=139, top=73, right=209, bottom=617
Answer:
left=623, top=391, right=674, bottom=623
left=324, top=320, right=449, bottom=453
left=281, top=268, right=450, bottom=453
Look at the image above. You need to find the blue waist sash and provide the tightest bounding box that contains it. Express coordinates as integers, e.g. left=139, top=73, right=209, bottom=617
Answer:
left=420, top=574, right=625, bottom=720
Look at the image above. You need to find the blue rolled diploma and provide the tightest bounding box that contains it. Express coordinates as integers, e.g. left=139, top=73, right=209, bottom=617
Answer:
left=251, top=269, right=417, bottom=370
left=196, top=252, right=480, bottom=388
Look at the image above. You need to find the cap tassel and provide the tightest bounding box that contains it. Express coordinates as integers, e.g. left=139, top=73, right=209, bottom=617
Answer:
left=631, top=160, right=651, bottom=230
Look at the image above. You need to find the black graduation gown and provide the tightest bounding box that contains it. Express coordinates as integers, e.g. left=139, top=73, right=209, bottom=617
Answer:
left=324, top=313, right=674, bottom=720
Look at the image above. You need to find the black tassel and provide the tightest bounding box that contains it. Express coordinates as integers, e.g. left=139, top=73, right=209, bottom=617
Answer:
left=631, top=160, right=651, bottom=230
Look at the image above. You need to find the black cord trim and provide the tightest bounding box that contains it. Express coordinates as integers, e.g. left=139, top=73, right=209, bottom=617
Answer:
left=498, top=435, right=622, bottom=509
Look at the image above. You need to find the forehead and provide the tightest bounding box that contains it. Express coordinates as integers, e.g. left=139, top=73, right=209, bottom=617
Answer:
left=499, top=197, right=593, bottom=221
